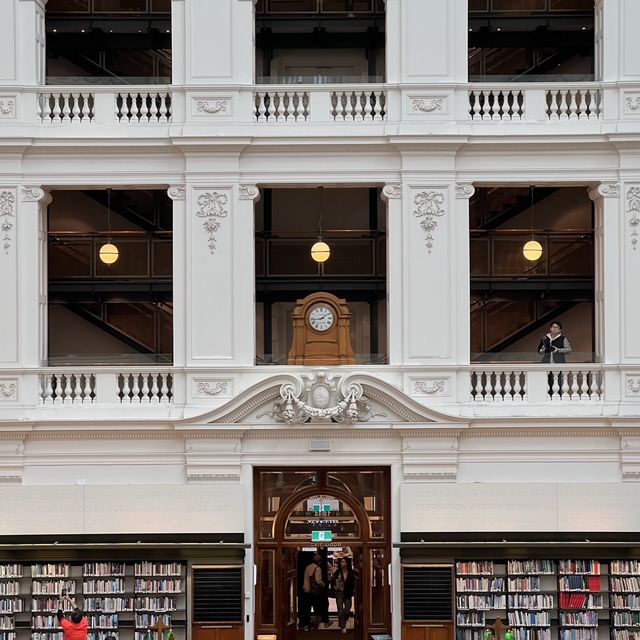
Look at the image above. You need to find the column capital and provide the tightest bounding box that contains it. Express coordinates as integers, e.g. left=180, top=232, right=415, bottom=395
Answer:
left=20, top=187, right=51, bottom=204
left=588, top=182, right=619, bottom=201
left=239, top=185, right=261, bottom=201
left=455, top=183, right=475, bottom=199
left=381, top=184, right=402, bottom=201
left=167, top=185, right=186, bottom=201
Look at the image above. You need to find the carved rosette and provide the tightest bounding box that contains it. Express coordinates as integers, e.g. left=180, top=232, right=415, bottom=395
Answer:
left=382, top=184, right=402, bottom=200
left=195, top=191, right=229, bottom=254
left=626, top=186, right=640, bottom=250
left=0, top=190, right=16, bottom=255
left=167, top=185, right=186, bottom=201
left=413, top=190, right=446, bottom=252
left=239, top=185, right=260, bottom=201
left=455, top=184, right=475, bottom=200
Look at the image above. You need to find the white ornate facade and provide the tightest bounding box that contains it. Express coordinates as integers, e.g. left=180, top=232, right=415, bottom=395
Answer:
left=2, top=0, right=640, bottom=638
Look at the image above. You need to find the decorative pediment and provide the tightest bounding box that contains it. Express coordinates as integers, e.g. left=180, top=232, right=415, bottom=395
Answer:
left=183, top=371, right=462, bottom=425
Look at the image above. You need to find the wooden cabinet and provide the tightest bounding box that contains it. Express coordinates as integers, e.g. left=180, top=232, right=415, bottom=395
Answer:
left=402, top=621, right=454, bottom=640
left=192, top=623, right=243, bottom=640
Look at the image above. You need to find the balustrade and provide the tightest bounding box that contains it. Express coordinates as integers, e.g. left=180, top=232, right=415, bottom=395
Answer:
left=117, top=372, right=173, bottom=403
left=470, top=369, right=527, bottom=402
left=38, top=92, right=94, bottom=123
left=115, top=91, right=172, bottom=123
left=40, top=373, right=96, bottom=404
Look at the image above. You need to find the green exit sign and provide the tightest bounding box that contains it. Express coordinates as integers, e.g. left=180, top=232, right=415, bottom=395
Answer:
left=311, top=530, right=333, bottom=542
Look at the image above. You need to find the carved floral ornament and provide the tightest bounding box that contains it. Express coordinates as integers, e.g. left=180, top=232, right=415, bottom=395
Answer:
left=382, top=184, right=402, bottom=200
left=257, top=372, right=386, bottom=425
left=0, top=381, right=17, bottom=401
left=626, top=185, right=640, bottom=250
left=195, top=381, right=229, bottom=396
left=239, top=185, right=260, bottom=201
left=167, top=185, right=185, bottom=201
left=195, top=191, right=228, bottom=254
left=195, top=99, right=230, bottom=115
left=411, top=98, right=444, bottom=113
left=414, top=380, right=446, bottom=395
left=413, top=190, right=446, bottom=252
left=455, top=184, right=475, bottom=199
left=0, top=190, right=15, bottom=255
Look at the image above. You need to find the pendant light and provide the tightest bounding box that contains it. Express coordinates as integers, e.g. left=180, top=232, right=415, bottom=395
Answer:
left=311, top=186, right=330, bottom=263
left=99, top=188, right=119, bottom=265
left=522, top=185, right=542, bottom=262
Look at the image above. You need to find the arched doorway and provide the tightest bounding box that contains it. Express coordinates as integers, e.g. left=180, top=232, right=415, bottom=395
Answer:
left=254, top=468, right=391, bottom=640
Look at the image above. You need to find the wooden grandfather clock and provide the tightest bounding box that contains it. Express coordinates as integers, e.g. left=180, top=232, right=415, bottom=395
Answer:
left=287, top=292, right=356, bottom=365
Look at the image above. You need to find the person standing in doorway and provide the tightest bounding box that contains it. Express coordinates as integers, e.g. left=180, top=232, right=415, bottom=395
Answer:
left=300, top=552, right=327, bottom=631
left=538, top=321, right=572, bottom=364
left=57, top=590, right=88, bottom=640
left=331, top=558, right=355, bottom=634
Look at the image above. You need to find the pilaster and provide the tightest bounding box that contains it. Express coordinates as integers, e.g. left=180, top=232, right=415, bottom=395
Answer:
left=168, top=185, right=187, bottom=368
left=403, top=183, right=456, bottom=364
left=620, top=182, right=640, bottom=363
left=17, top=0, right=46, bottom=85
left=589, top=183, right=620, bottom=362
left=381, top=184, right=403, bottom=366
left=454, top=183, right=474, bottom=364
left=0, top=187, right=18, bottom=365
left=185, top=182, right=258, bottom=366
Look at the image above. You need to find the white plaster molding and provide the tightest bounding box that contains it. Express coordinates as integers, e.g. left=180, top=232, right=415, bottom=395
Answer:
left=192, top=98, right=232, bottom=117
left=413, top=190, right=446, bottom=252
left=410, top=97, right=445, bottom=113
left=382, top=184, right=402, bottom=200
left=413, top=379, right=447, bottom=395
left=187, top=473, right=240, bottom=483
left=0, top=190, right=16, bottom=254
left=0, top=97, right=16, bottom=119
left=195, top=191, right=229, bottom=254
left=193, top=379, right=231, bottom=398
left=0, top=379, right=17, bottom=402
left=239, top=185, right=260, bottom=201
left=403, top=472, right=457, bottom=481
left=167, top=185, right=186, bottom=201
left=20, top=187, right=46, bottom=202
left=455, top=183, right=476, bottom=199
left=588, top=183, right=619, bottom=200
left=626, top=376, right=640, bottom=396
left=625, top=95, right=640, bottom=115
left=626, top=185, right=640, bottom=250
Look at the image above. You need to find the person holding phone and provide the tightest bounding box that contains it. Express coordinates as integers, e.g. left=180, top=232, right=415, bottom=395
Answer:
left=57, top=589, right=88, bottom=640
left=538, top=321, right=572, bottom=364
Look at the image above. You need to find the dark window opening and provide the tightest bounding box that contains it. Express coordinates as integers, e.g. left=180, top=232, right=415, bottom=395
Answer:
left=255, top=0, right=385, bottom=83
left=46, top=1, right=171, bottom=84
left=47, top=189, right=173, bottom=365
left=469, top=0, right=595, bottom=81
left=470, top=186, right=595, bottom=363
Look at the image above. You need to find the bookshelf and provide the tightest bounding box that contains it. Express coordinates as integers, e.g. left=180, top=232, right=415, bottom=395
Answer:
left=133, top=562, right=184, bottom=640
left=506, top=560, right=555, bottom=640
left=609, top=560, right=640, bottom=640
left=0, top=564, right=23, bottom=640
left=30, top=564, right=76, bottom=640
left=456, top=561, right=506, bottom=640
left=558, top=560, right=605, bottom=640
left=83, top=562, right=132, bottom=640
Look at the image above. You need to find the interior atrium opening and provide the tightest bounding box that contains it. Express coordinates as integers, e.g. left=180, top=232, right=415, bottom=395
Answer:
left=470, top=186, right=594, bottom=363
left=47, top=189, right=173, bottom=365
left=468, top=0, right=594, bottom=82
left=255, top=0, right=385, bottom=83
left=45, top=0, right=171, bottom=84
left=255, top=187, right=387, bottom=365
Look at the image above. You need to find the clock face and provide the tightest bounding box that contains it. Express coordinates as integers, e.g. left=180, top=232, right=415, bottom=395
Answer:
left=308, top=305, right=335, bottom=332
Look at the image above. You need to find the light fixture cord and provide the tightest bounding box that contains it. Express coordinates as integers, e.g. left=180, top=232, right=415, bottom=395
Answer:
left=530, top=185, right=534, bottom=240
left=318, top=185, right=324, bottom=239
left=107, top=188, right=112, bottom=243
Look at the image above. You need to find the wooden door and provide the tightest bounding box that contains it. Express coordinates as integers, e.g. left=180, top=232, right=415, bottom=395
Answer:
left=282, top=547, right=298, bottom=640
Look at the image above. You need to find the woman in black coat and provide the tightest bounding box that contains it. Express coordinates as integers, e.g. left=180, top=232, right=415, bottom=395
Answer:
left=331, top=557, right=355, bottom=634
left=538, top=321, right=572, bottom=364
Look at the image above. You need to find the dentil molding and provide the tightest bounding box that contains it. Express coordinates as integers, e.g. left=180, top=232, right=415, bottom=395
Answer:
left=413, top=190, right=446, bottom=252
left=0, top=191, right=15, bottom=255
left=195, top=191, right=229, bottom=254
left=167, top=185, right=185, bottom=201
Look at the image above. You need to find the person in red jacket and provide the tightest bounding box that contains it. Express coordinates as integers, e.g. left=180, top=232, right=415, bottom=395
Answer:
left=57, top=591, right=88, bottom=640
